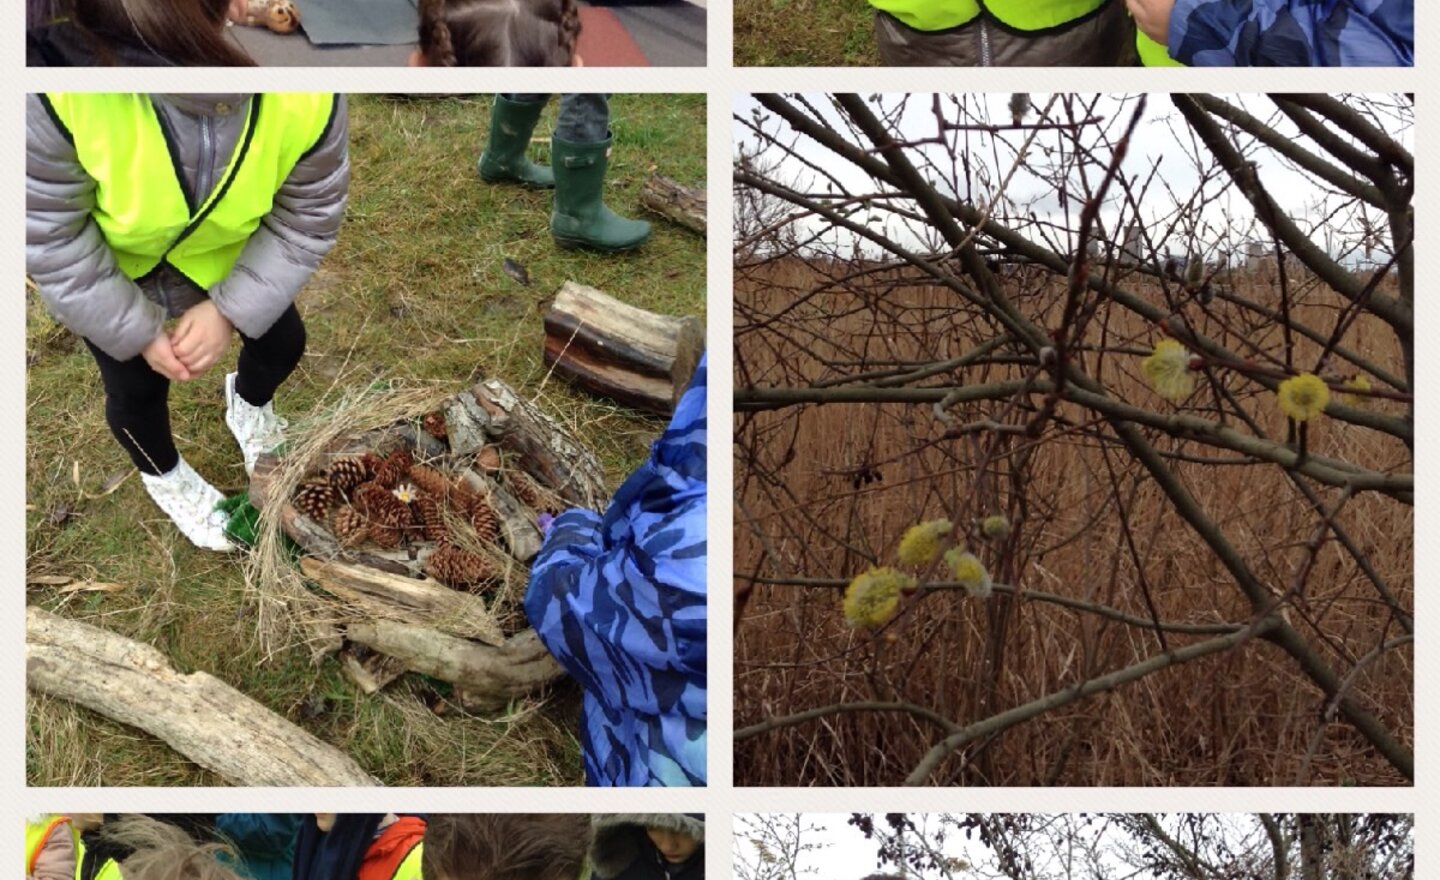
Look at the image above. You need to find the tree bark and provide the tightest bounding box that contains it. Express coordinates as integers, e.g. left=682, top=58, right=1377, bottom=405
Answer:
left=26, top=607, right=378, bottom=787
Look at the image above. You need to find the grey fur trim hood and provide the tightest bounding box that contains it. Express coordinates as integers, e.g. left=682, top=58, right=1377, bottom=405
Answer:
left=26, top=93, right=349, bottom=361
left=590, top=814, right=705, bottom=878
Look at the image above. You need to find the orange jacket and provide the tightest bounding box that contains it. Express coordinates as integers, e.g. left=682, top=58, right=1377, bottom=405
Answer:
left=357, top=817, right=425, bottom=880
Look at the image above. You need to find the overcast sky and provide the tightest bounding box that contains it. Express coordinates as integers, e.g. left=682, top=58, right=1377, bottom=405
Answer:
left=733, top=94, right=1411, bottom=265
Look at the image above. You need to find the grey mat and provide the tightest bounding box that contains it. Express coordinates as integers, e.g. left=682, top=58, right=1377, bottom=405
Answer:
left=296, top=0, right=418, bottom=45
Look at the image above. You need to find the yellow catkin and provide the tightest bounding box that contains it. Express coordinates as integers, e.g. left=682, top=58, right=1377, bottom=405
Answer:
left=896, top=519, right=953, bottom=565
left=842, top=567, right=914, bottom=628
left=1277, top=373, right=1330, bottom=422
left=944, top=548, right=993, bottom=599
left=1140, top=339, right=1196, bottom=403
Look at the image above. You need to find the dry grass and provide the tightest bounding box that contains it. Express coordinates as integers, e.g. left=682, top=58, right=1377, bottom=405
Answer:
left=26, top=94, right=705, bottom=786
left=734, top=258, right=1412, bottom=786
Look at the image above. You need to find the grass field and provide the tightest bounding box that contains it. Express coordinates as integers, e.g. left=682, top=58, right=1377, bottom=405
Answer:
left=734, top=0, right=878, bottom=66
left=26, top=93, right=707, bottom=786
left=734, top=258, right=1412, bottom=786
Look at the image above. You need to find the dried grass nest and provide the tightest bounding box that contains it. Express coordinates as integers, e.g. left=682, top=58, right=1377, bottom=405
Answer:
left=245, top=378, right=610, bottom=705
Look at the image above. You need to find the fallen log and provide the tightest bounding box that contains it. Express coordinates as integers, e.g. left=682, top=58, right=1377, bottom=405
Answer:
left=542, top=281, right=703, bottom=416
left=346, top=621, right=566, bottom=709
left=299, top=557, right=504, bottom=646
left=26, top=607, right=378, bottom=787
left=640, top=174, right=706, bottom=234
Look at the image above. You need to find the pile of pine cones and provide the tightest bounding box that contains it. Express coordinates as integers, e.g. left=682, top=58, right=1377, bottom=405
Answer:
left=292, top=448, right=512, bottom=592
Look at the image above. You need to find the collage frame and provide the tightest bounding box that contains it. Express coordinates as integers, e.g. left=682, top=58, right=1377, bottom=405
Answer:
left=12, top=2, right=1429, bottom=878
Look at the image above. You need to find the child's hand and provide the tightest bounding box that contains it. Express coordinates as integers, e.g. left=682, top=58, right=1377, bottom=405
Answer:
left=228, top=0, right=250, bottom=22
left=170, top=301, right=234, bottom=377
left=1126, top=0, right=1174, bottom=45
left=142, top=332, right=192, bottom=381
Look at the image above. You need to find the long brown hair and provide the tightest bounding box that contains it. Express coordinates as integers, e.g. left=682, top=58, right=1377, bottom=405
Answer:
left=421, top=814, right=591, bottom=880
left=98, top=817, right=246, bottom=880
left=61, top=0, right=255, bottom=65
left=417, top=0, right=579, bottom=66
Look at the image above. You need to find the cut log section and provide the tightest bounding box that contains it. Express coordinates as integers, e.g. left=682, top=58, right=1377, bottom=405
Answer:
left=346, top=622, right=566, bottom=710
left=639, top=174, right=706, bottom=234
left=541, top=281, right=703, bottom=416
left=26, top=607, right=378, bottom=787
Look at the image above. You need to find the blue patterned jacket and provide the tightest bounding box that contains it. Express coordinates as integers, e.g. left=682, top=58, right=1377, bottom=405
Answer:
left=525, top=356, right=707, bottom=786
left=1169, top=0, right=1412, bottom=66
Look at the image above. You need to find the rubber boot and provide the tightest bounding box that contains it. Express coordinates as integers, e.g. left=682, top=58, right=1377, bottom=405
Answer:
left=550, top=133, right=652, bottom=252
left=478, top=96, right=554, bottom=189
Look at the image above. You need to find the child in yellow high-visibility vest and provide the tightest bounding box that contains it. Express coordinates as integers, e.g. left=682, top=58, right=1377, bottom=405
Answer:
left=27, top=93, right=349, bottom=550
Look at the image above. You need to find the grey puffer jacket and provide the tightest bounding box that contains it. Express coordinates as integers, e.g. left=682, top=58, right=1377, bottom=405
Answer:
left=874, top=0, right=1134, bottom=65
left=26, top=93, right=349, bottom=361
left=591, top=814, right=704, bottom=880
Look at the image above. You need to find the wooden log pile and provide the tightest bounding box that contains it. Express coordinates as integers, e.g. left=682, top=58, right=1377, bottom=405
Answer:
left=543, top=281, right=703, bottom=416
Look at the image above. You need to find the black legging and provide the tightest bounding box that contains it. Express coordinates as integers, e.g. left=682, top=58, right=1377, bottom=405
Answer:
left=85, top=304, right=306, bottom=475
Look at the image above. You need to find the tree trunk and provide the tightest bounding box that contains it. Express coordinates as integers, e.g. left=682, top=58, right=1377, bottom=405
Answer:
left=541, top=281, right=704, bottom=416
left=26, top=607, right=378, bottom=787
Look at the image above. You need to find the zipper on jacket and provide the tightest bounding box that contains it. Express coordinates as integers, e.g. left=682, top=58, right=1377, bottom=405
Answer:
left=196, top=114, right=215, bottom=212
left=978, top=15, right=992, bottom=65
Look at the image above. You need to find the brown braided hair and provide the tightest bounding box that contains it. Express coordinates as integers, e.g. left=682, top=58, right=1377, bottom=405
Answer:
left=417, top=0, right=579, bottom=66
left=60, top=0, right=255, bottom=65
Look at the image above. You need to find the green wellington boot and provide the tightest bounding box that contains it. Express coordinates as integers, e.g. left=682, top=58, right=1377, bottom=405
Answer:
left=550, top=134, right=652, bottom=252
left=477, top=96, right=554, bottom=188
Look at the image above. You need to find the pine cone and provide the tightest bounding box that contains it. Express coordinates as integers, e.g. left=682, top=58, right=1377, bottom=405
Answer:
left=327, top=457, right=369, bottom=494
left=407, top=463, right=454, bottom=500
left=507, top=471, right=539, bottom=508
left=368, top=521, right=405, bottom=549
left=412, top=493, right=449, bottom=543
left=354, top=481, right=413, bottom=534
left=330, top=506, right=370, bottom=547
left=360, top=452, right=385, bottom=479
left=374, top=448, right=413, bottom=489
left=294, top=479, right=339, bottom=521
left=424, top=544, right=496, bottom=590
left=508, top=471, right=556, bottom=512
left=476, top=445, right=502, bottom=473
left=422, top=411, right=447, bottom=440
left=468, top=496, right=500, bottom=543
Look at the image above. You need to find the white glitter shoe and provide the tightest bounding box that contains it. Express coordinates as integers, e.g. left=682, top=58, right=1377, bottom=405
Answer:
left=140, top=457, right=235, bottom=552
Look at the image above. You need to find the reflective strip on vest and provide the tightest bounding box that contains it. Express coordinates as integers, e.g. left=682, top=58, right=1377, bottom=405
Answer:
left=869, top=0, right=1105, bottom=35
left=43, top=93, right=335, bottom=290
left=1137, top=29, right=1184, bottom=65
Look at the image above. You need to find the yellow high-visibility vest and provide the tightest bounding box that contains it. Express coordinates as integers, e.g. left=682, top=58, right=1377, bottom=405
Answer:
left=42, top=93, right=336, bottom=290
left=1137, top=29, right=1185, bottom=65
left=870, top=0, right=1107, bottom=38
left=24, top=816, right=121, bottom=880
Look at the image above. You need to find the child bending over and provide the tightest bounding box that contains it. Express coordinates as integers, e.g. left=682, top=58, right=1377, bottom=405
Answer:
left=27, top=93, right=348, bottom=550
left=413, top=0, right=580, bottom=66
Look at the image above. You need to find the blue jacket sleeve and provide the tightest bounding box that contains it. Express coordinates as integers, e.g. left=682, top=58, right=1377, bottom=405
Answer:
left=1169, top=0, right=1413, bottom=66
left=524, top=355, right=707, bottom=785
